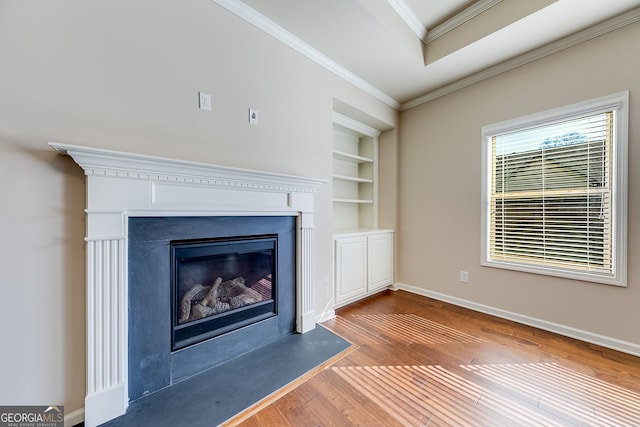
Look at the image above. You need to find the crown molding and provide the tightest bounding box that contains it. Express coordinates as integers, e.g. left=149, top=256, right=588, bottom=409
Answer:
left=209, top=0, right=638, bottom=113
left=402, top=7, right=640, bottom=111
left=385, top=0, right=427, bottom=41
left=426, top=0, right=502, bottom=43
left=211, top=0, right=401, bottom=110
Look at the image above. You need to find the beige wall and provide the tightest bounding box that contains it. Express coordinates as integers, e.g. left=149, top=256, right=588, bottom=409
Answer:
left=398, top=21, right=640, bottom=346
left=0, top=0, right=397, bottom=414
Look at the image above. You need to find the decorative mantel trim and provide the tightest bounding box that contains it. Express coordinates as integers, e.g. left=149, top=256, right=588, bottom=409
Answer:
left=50, top=142, right=325, bottom=194
left=50, top=142, right=326, bottom=427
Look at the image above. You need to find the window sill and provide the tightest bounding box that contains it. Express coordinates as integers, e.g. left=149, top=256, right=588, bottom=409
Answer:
left=481, top=259, right=626, bottom=287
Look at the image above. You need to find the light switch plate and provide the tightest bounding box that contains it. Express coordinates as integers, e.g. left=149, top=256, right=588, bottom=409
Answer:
left=199, top=92, right=211, bottom=111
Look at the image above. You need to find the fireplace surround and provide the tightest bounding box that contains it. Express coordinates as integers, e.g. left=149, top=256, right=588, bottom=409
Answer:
left=127, top=215, right=297, bottom=402
left=50, top=142, right=325, bottom=427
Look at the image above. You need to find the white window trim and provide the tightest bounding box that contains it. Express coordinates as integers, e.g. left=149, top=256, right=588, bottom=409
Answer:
left=481, top=92, right=628, bottom=286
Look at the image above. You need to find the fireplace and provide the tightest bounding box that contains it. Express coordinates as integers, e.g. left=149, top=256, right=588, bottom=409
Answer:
left=172, top=235, right=277, bottom=350
left=49, top=142, right=325, bottom=427
left=127, top=215, right=297, bottom=401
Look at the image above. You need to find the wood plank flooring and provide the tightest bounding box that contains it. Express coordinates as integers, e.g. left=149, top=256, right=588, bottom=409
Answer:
left=233, top=290, right=640, bottom=426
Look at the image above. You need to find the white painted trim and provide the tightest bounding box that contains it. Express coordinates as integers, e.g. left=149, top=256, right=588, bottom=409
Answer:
left=480, top=91, right=628, bottom=286
left=393, top=283, right=640, bottom=357
left=84, top=384, right=127, bottom=427
left=385, top=0, right=427, bottom=41
left=49, top=142, right=325, bottom=194
left=482, top=92, right=629, bottom=136
left=317, top=296, right=337, bottom=324
left=426, top=0, right=502, bottom=43
left=404, top=7, right=640, bottom=110
left=317, top=309, right=336, bottom=324
left=51, top=142, right=325, bottom=427
left=211, top=0, right=400, bottom=110
left=64, top=408, right=84, bottom=427
left=332, top=112, right=381, bottom=137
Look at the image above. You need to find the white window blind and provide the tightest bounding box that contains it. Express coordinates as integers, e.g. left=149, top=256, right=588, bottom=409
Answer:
left=481, top=92, right=628, bottom=286
left=490, top=112, right=612, bottom=272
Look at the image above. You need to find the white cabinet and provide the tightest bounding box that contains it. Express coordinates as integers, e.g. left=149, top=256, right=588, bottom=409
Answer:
left=368, top=232, right=394, bottom=291
left=334, top=236, right=367, bottom=304
left=334, top=231, right=394, bottom=307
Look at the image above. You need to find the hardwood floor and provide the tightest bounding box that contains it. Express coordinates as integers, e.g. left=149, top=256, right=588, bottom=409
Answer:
left=233, top=290, right=640, bottom=426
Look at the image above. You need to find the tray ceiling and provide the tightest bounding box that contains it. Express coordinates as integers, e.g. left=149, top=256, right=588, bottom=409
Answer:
left=215, top=0, right=640, bottom=109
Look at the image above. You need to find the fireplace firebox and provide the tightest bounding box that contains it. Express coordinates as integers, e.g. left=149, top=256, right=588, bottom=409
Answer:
left=171, top=235, right=277, bottom=350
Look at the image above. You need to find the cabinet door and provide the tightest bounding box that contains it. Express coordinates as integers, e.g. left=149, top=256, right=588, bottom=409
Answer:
left=334, top=236, right=367, bottom=304
left=368, top=233, right=394, bottom=291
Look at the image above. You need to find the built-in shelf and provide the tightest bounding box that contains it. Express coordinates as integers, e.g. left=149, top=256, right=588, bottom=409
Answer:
left=332, top=150, right=373, bottom=164
left=333, top=198, right=374, bottom=204
left=332, top=174, right=374, bottom=184
left=332, top=114, right=379, bottom=232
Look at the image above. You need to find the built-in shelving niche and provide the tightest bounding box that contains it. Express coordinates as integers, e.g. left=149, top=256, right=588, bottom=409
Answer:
left=332, top=113, right=380, bottom=232
left=331, top=112, right=394, bottom=308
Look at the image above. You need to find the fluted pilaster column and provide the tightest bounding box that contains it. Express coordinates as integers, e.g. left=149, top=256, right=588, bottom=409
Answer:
left=84, top=236, right=127, bottom=427
left=298, top=212, right=315, bottom=333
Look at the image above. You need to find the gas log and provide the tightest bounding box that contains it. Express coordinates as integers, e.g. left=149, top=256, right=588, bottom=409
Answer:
left=178, top=276, right=265, bottom=324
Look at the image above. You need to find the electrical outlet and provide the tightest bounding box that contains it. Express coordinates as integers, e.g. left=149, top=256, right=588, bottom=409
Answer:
left=198, top=92, right=211, bottom=111
left=459, top=271, right=469, bottom=283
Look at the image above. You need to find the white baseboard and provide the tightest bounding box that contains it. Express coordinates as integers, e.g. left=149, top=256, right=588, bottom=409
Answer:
left=393, top=282, right=640, bottom=357
left=84, top=384, right=127, bottom=427
left=316, top=309, right=336, bottom=324
left=64, top=408, right=84, bottom=427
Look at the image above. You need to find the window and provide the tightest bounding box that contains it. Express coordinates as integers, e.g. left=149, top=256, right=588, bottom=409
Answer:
left=481, top=92, right=628, bottom=286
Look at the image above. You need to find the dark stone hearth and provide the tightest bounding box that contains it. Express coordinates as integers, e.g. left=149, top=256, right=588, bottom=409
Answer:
left=100, top=326, right=350, bottom=427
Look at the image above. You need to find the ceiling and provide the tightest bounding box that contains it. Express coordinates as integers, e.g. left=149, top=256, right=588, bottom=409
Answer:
left=215, top=0, right=640, bottom=109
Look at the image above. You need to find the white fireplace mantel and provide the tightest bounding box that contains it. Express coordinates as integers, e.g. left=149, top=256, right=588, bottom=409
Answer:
left=50, top=142, right=326, bottom=427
